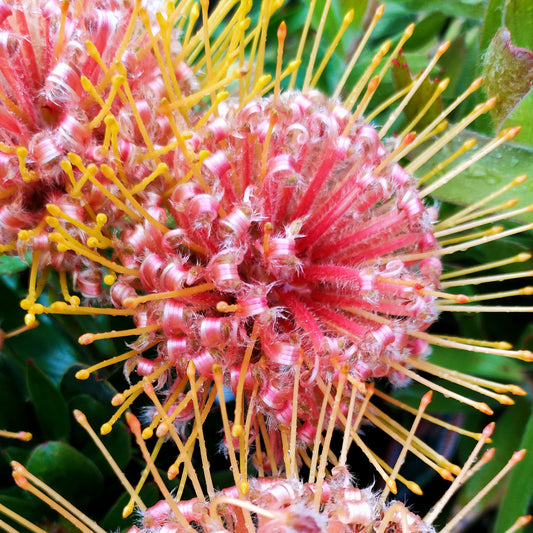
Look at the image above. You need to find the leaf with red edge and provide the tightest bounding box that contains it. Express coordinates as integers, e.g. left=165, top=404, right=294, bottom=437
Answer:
left=391, top=50, right=444, bottom=131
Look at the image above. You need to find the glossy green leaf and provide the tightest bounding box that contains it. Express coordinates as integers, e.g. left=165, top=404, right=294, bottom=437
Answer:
left=502, top=87, right=533, bottom=146
left=417, top=132, right=533, bottom=219
left=458, top=397, right=531, bottom=509
left=26, top=361, right=70, bottom=442
left=0, top=494, right=49, bottom=527
left=387, top=0, right=486, bottom=20
left=68, top=394, right=131, bottom=476
left=100, top=484, right=160, bottom=532
left=479, top=0, right=505, bottom=59
left=494, top=410, right=533, bottom=532
left=0, top=356, right=28, bottom=429
left=0, top=255, right=29, bottom=276
left=60, top=363, right=117, bottom=404
left=25, top=441, right=103, bottom=508
left=482, top=28, right=533, bottom=128
left=504, top=0, right=533, bottom=50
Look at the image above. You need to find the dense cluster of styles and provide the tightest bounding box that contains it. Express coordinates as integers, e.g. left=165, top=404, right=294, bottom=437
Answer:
left=0, top=0, right=531, bottom=532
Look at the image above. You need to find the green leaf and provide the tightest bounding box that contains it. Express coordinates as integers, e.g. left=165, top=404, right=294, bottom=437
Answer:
left=391, top=51, right=443, bottom=130
left=502, top=87, right=533, bottom=146
left=458, top=397, right=531, bottom=510
left=494, top=411, right=533, bottom=532
left=0, top=356, right=28, bottom=430
left=60, top=363, right=117, bottom=404
left=418, top=131, right=533, bottom=219
left=100, top=484, right=160, bottom=532
left=25, top=441, right=103, bottom=508
left=68, top=394, right=131, bottom=476
left=479, top=0, right=505, bottom=59
left=482, top=28, right=533, bottom=128
left=26, top=361, right=70, bottom=442
left=504, top=0, right=533, bottom=50
left=6, top=316, right=82, bottom=386
left=386, top=0, right=486, bottom=20
left=0, top=255, right=29, bottom=276
left=0, top=494, right=49, bottom=527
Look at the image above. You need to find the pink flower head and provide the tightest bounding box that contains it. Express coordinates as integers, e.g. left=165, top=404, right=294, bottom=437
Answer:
left=131, top=477, right=433, bottom=533
left=109, top=90, right=441, bottom=445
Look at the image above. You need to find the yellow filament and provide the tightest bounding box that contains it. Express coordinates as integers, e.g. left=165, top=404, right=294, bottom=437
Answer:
left=186, top=0, right=239, bottom=63
left=440, top=450, right=525, bottom=533
left=399, top=78, right=449, bottom=140
left=420, top=127, right=521, bottom=198
left=406, top=97, right=496, bottom=174
left=372, top=389, right=486, bottom=440
left=124, top=282, right=215, bottom=309
left=126, top=414, right=195, bottom=532
left=143, top=374, right=189, bottom=439
left=168, top=387, right=217, bottom=477
left=364, top=406, right=459, bottom=477
left=314, top=369, right=347, bottom=511
left=344, top=76, right=380, bottom=132
left=441, top=252, right=532, bottom=280
left=212, top=365, right=241, bottom=487
left=439, top=226, right=503, bottom=246
left=74, top=410, right=146, bottom=512
left=366, top=82, right=412, bottom=121
left=257, top=413, right=278, bottom=475
left=311, top=9, right=354, bottom=88
left=123, top=437, right=164, bottom=518
left=0, top=430, right=32, bottom=441
left=406, top=357, right=515, bottom=404
left=410, top=329, right=533, bottom=361
left=386, top=222, right=533, bottom=264
left=437, top=174, right=528, bottom=229
left=142, top=382, right=205, bottom=499
left=101, top=388, right=144, bottom=436
left=79, top=323, right=159, bottom=346
left=139, top=9, right=181, bottom=105
left=0, top=502, right=47, bottom=533
left=156, top=376, right=206, bottom=437
left=302, top=0, right=332, bottom=93
left=289, top=355, right=303, bottom=478
left=233, top=321, right=259, bottom=438
left=75, top=342, right=158, bottom=381
left=379, top=391, right=432, bottom=506
left=338, top=380, right=362, bottom=467
left=345, top=40, right=391, bottom=111
left=380, top=41, right=450, bottom=138
left=15, top=147, right=37, bottom=182
left=12, top=463, right=106, bottom=533
left=387, top=359, right=493, bottom=415
left=93, top=0, right=142, bottom=95
left=274, top=21, right=286, bottom=103
left=436, top=202, right=533, bottom=239
left=186, top=362, right=215, bottom=498
left=441, top=269, right=533, bottom=289
left=100, top=164, right=169, bottom=234
left=418, top=138, right=477, bottom=186
left=88, top=76, right=125, bottom=129
left=308, top=380, right=332, bottom=484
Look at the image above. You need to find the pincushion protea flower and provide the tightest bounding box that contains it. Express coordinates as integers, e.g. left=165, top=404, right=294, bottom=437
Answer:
left=3, top=0, right=533, bottom=511
left=0, top=0, right=198, bottom=305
